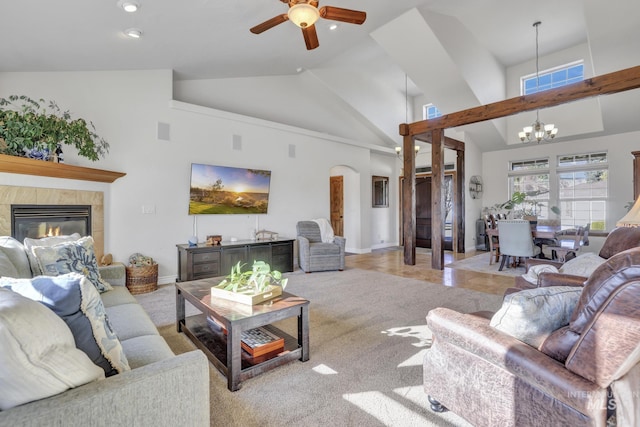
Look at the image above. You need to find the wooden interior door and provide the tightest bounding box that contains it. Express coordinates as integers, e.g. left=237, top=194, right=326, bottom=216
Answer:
left=401, top=174, right=454, bottom=250
left=330, top=176, right=344, bottom=236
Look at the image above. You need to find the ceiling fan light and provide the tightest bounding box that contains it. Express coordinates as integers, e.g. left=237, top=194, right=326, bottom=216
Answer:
left=288, top=3, right=320, bottom=28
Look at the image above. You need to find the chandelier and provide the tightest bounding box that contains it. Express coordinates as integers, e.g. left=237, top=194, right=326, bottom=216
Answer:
left=518, top=21, right=558, bottom=143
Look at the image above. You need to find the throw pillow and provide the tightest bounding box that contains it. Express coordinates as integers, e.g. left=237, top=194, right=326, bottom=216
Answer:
left=490, top=286, right=583, bottom=348
left=24, top=233, right=82, bottom=276
left=0, top=236, right=32, bottom=278
left=31, top=235, right=113, bottom=293
left=558, top=252, right=607, bottom=276
left=0, top=273, right=130, bottom=377
left=0, top=287, right=104, bottom=410
left=520, top=264, right=560, bottom=285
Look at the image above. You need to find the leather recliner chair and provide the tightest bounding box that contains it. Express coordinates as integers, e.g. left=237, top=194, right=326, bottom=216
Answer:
left=512, top=226, right=640, bottom=292
left=423, top=247, right=640, bottom=426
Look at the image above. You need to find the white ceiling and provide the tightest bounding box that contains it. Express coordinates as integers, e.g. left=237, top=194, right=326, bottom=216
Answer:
left=1, top=0, right=639, bottom=151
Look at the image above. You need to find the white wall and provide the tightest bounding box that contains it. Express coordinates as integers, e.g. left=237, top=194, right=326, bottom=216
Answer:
left=369, top=152, right=400, bottom=249
left=0, top=70, right=386, bottom=282
left=463, top=137, right=485, bottom=251
left=174, top=74, right=388, bottom=147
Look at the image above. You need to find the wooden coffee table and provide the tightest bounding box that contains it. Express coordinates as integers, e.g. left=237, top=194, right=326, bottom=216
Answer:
left=175, top=278, right=309, bottom=391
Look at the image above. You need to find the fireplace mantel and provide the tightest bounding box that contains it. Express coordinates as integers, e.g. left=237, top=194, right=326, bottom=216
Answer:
left=0, top=154, right=126, bottom=183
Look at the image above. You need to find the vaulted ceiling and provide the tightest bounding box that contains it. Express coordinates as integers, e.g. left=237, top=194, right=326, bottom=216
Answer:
left=2, top=0, right=639, bottom=152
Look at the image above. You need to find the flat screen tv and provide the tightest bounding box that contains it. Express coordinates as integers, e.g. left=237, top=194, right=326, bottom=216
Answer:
left=189, top=163, right=271, bottom=214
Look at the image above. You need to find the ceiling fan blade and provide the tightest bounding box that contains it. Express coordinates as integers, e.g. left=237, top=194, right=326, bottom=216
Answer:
left=250, top=14, right=289, bottom=34
left=302, top=25, right=319, bottom=50
left=319, top=6, right=366, bottom=25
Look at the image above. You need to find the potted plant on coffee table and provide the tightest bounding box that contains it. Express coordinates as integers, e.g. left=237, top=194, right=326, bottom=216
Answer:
left=210, top=260, right=288, bottom=305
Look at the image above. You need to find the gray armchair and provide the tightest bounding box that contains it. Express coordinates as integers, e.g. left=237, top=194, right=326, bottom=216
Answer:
left=296, top=221, right=346, bottom=272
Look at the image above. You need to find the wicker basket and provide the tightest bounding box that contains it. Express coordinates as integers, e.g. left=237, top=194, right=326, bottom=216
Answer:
left=125, top=263, right=158, bottom=295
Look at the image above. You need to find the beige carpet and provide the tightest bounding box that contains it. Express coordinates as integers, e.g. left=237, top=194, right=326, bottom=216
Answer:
left=446, top=252, right=526, bottom=277
left=136, top=268, right=503, bottom=427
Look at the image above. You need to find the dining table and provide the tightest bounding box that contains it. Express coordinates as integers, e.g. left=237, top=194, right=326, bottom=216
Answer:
left=485, top=224, right=561, bottom=240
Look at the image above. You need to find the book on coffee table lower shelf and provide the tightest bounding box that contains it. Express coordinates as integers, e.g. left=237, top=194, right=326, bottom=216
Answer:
left=206, top=316, right=285, bottom=357
left=240, top=327, right=285, bottom=357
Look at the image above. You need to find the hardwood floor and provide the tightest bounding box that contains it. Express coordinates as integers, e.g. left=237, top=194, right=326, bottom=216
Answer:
left=345, top=247, right=515, bottom=296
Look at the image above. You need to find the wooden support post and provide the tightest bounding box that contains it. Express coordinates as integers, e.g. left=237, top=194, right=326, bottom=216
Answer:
left=431, top=129, right=445, bottom=270
left=633, top=151, right=640, bottom=200
left=456, top=150, right=465, bottom=253
left=402, top=132, right=416, bottom=265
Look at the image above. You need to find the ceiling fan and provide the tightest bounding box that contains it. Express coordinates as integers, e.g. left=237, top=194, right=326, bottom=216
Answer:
left=250, top=0, right=367, bottom=50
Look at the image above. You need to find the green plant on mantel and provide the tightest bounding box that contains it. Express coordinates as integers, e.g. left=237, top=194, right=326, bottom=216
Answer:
left=215, top=261, right=288, bottom=295
left=0, top=95, right=109, bottom=161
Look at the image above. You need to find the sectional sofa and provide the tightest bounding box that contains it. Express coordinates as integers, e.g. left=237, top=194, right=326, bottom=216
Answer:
left=0, top=236, right=210, bottom=426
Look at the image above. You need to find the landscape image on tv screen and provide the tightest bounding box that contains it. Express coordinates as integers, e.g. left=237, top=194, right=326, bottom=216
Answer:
left=189, top=163, right=272, bottom=214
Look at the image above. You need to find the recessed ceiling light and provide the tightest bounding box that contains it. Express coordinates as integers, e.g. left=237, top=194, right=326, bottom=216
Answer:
left=118, top=0, right=140, bottom=13
left=329, top=24, right=338, bottom=31
left=124, top=28, right=143, bottom=38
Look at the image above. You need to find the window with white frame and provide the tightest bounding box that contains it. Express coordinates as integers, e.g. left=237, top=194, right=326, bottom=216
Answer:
left=423, top=104, right=442, bottom=120
left=521, top=61, right=584, bottom=95
left=508, top=158, right=550, bottom=219
left=557, top=152, right=607, bottom=231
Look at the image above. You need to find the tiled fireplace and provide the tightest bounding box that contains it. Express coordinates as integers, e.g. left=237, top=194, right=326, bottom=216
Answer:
left=0, top=185, right=104, bottom=261
left=11, top=204, right=92, bottom=242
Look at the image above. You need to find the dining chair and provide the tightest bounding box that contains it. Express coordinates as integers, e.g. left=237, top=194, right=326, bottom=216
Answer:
left=496, top=219, right=541, bottom=271
left=484, top=215, right=500, bottom=265
left=533, top=218, right=562, bottom=257
left=548, top=224, right=590, bottom=262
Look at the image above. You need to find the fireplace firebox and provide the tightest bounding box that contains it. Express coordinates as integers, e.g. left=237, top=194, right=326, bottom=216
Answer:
left=11, top=205, right=91, bottom=242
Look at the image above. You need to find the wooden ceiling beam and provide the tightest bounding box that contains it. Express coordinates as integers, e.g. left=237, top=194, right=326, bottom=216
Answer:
left=403, top=65, right=640, bottom=139
left=399, top=124, right=465, bottom=151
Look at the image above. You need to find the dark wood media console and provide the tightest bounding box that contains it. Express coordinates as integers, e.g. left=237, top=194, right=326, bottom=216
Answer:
left=176, top=238, right=294, bottom=282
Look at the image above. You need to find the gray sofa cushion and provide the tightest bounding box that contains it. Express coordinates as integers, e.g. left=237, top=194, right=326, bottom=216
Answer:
left=120, top=335, right=175, bottom=369
left=99, top=263, right=127, bottom=287
left=106, top=303, right=160, bottom=341
left=101, top=286, right=138, bottom=307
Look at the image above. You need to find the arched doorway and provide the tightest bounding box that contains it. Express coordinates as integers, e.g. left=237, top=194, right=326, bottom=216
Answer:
left=330, top=165, right=360, bottom=251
